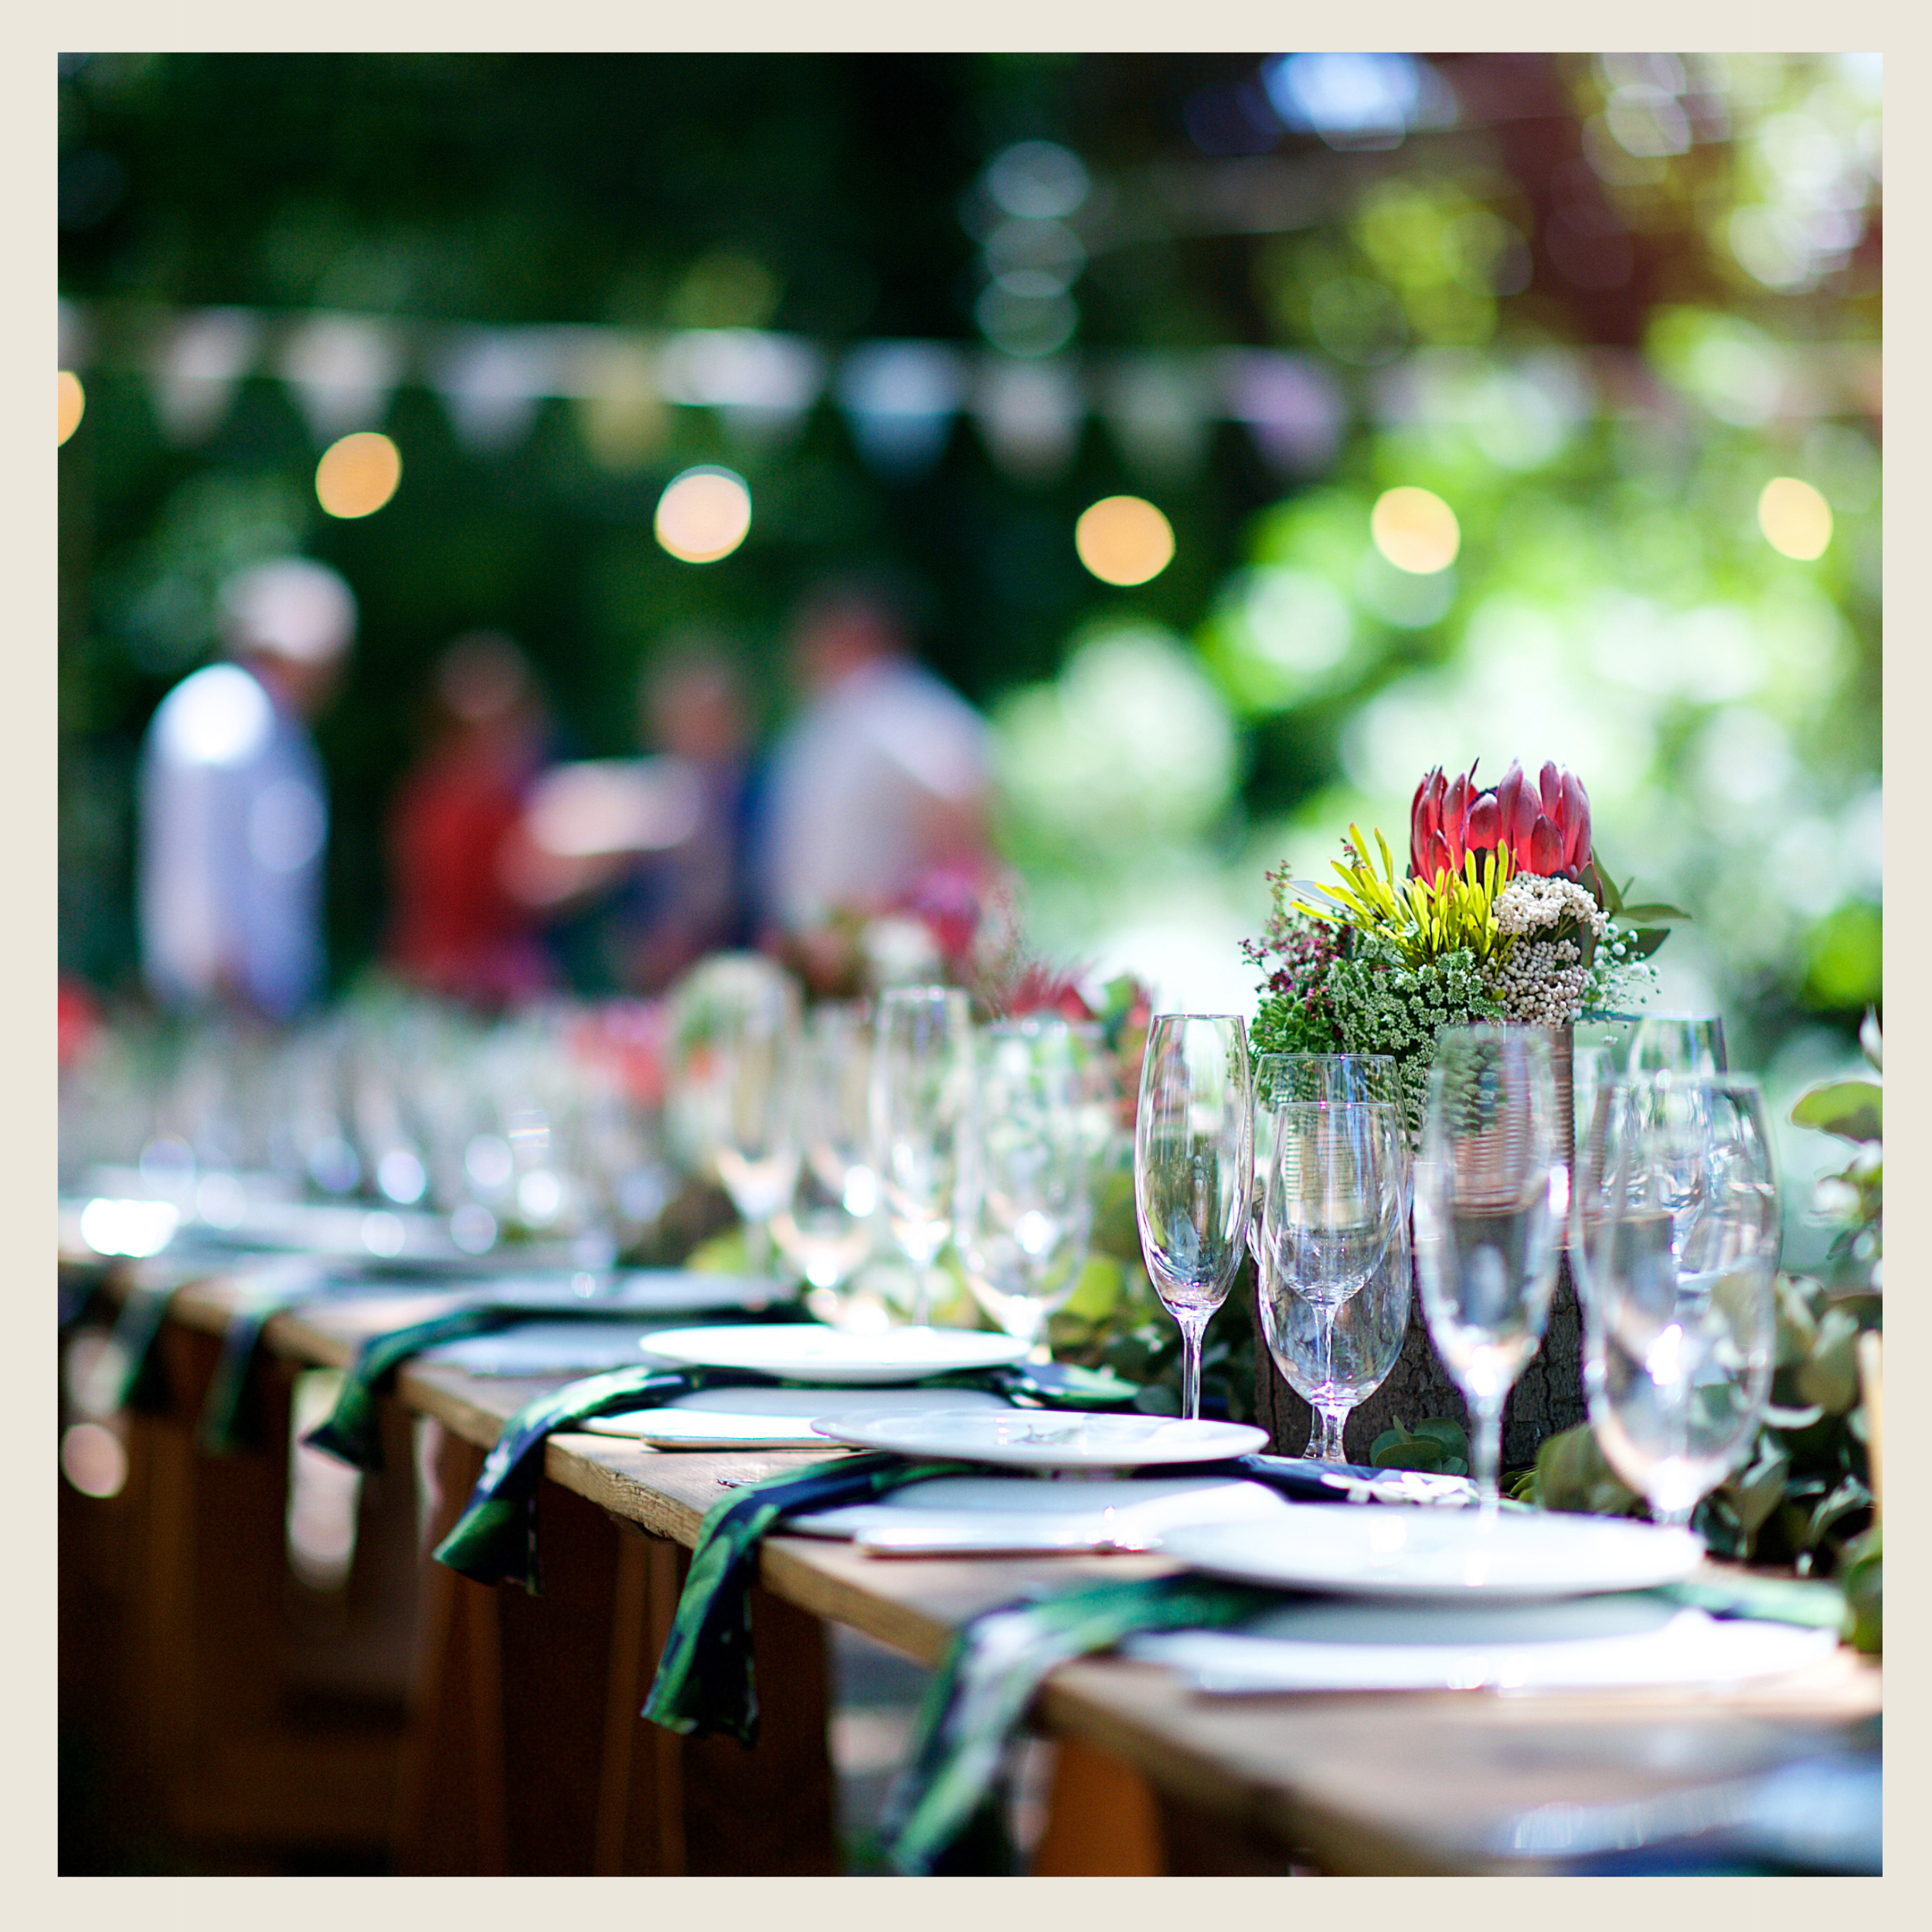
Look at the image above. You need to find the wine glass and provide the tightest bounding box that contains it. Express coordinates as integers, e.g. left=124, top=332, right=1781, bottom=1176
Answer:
left=1627, top=1013, right=1728, bottom=1076
left=1252, top=1212, right=1411, bottom=1461
left=1251, top=1053, right=1405, bottom=1460
left=1263, top=1096, right=1407, bottom=1458
left=771, top=1001, right=881, bottom=1321
left=957, top=1018, right=1093, bottom=1355
left=1133, top=1014, right=1252, bottom=1420
left=870, top=985, right=973, bottom=1328
left=1413, top=1026, right=1567, bottom=1517
left=710, top=975, right=803, bottom=1272
left=1574, top=1073, right=1780, bottom=1529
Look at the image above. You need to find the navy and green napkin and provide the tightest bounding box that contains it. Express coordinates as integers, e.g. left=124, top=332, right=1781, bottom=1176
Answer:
left=871, top=1533, right=1854, bottom=1872
left=639, top=1451, right=972, bottom=1747
left=879, top=1573, right=1277, bottom=1873
left=427, top=1352, right=1144, bottom=1594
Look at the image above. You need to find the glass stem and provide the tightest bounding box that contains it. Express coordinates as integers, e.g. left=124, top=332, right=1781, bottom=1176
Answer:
left=745, top=1215, right=772, bottom=1274
left=910, top=1262, right=930, bottom=1328
left=1471, top=1399, right=1505, bottom=1522
left=1320, top=1403, right=1349, bottom=1463
left=1179, top=1311, right=1209, bottom=1420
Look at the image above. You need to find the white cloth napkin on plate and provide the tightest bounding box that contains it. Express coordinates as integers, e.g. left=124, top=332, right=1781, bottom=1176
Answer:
left=1124, top=1594, right=1840, bottom=1693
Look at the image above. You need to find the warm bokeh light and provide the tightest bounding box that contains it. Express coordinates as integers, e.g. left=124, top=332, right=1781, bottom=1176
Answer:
left=655, top=466, right=752, bottom=562
left=315, top=431, right=403, bottom=518
left=61, top=1423, right=128, bottom=1500
left=58, top=370, right=85, bottom=445
left=1758, top=475, right=1834, bottom=560
left=1370, top=486, right=1461, bottom=573
left=1075, top=495, right=1176, bottom=586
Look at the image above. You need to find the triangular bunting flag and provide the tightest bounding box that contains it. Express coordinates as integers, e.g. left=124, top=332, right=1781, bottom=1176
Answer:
left=144, top=307, right=264, bottom=445
left=834, top=340, right=968, bottom=477
left=1217, top=349, right=1345, bottom=475
left=971, top=355, right=1084, bottom=484
left=276, top=311, right=406, bottom=442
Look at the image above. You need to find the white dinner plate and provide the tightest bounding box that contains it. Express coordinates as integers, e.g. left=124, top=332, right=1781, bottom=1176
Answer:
left=790, top=1474, right=1291, bottom=1553
left=1124, top=1597, right=1838, bottom=1693
left=809, top=1408, right=1267, bottom=1470
left=583, top=1383, right=1012, bottom=1447
left=635, top=1323, right=1030, bottom=1384
left=1161, top=1505, right=1706, bottom=1600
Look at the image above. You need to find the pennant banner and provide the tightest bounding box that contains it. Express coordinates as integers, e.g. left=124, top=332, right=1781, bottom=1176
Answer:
left=63, top=299, right=1843, bottom=487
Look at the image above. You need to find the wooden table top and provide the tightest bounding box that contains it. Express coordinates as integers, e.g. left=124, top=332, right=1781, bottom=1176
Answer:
left=116, top=1261, right=1883, bottom=1874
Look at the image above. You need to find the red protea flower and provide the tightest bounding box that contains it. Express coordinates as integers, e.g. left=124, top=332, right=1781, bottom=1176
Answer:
left=1410, top=759, right=1591, bottom=883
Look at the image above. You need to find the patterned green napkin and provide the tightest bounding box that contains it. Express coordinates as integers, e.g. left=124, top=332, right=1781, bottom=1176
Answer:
left=1657, top=1572, right=1848, bottom=1629
left=304, top=1304, right=528, bottom=1470
left=640, top=1453, right=971, bottom=1747
left=433, top=1355, right=1144, bottom=1595
left=100, top=1278, right=185, bottom=1415
left=879, top=1574, right=1275, bottom=1873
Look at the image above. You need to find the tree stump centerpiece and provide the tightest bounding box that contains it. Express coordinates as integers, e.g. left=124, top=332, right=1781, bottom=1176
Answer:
left=1241, top=757, right=1684, bottom=1472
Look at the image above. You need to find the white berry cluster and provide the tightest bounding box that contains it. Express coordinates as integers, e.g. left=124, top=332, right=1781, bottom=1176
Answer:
left=1492, top=873, right=1607, bottom=940
left=1486, top=935, right=1592, bottom=1026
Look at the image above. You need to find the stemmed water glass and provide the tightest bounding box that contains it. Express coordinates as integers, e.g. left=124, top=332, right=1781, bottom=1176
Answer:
left=1627, top=1013, right=1728, bottom=1077
left=871, top=986, right=973, bottom=1328
left=956, top=1017, right=1093, bottom=1356
left=1573, top=1073, right=1780, bottom=1529
left=1133, top=1014, right=1252, bottom=1420
left=1263, top=1093, right=1407, bottom=1461
left=1252, top=1219, right=1411, bottom=1461
left=1413, top=1026, right=1568, bottom=1518
left=1251, top=1055, right=1407, bottom=1461
left=771, top=1001, right=881, bottom=1323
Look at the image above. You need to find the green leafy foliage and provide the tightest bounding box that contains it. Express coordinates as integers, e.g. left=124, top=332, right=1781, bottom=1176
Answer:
left=1370, top=1417, right=1468, bottom=1475
left=1323, top=935, right=1502, bottom=1136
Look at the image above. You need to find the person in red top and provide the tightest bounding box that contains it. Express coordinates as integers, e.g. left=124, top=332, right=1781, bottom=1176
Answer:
left=383, top=632, right=559, bottom=1009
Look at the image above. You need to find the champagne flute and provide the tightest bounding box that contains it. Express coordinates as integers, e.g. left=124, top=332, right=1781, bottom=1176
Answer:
left=708, top=968, right=804, bottom=1272
left=870, top=985, right=973, bottom=1328
left=1133, top=1014, right=1252, bottom=1420
left=1575, top=1073, right=1780, bottom=1528
left=1413, top=1026, right=1567, bottom=1518
left=957, top=1017, right=1093, bottom=1355
left=772, top=1001, right=881, bottom=1321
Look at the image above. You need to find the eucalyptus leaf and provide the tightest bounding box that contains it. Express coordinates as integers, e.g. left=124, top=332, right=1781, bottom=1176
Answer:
left=1791, top=1080, right=1882, bottom=1146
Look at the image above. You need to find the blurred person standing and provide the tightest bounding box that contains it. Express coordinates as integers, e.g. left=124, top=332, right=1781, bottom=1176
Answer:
left=614, top=642, right=761, bottom=992
left=138, top=556, right=355, bottom=1022
left=384, top=631, right=560, bottom=1009
left=757, top=583, right=992, bottom=941
left=498, top=634, right=761, bottom=995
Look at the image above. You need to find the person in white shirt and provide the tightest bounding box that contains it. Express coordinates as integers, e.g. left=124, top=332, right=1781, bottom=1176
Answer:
left=758, top=585, right=992, bottom=937
left=138, top=556, right=356, bottom=1021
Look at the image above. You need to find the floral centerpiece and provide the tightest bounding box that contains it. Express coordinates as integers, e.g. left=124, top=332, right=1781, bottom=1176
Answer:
left=1244, top=758, right=1684, bottom=1132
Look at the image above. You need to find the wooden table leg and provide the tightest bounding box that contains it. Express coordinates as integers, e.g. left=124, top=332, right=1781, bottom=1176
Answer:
left=1029, top=1733, right=1167, bottom=1874
left=396, top=1433, right=838, bottom=1875
left=107, top=1323, right=407, bottom=1862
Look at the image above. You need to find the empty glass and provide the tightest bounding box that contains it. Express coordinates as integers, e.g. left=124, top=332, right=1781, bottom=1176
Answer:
left=957, top=1017, right=1093, bottom=1355
left=706, top=965, right=804, bottom=1270
left=871, top=985, right=974, bottom=1327
left=1264, top=1096, right=1407, bottom=1455
left=1626, top=1013, right=1728, bottom=1077
left=1413, top=1026, right=1568, bottom=1516
left=771, top=1001, right=881, bottom=1320
left=1574, top=1073, right=1780, bottom=1528
left=1133, top=1013, right=1253, bottom=1420
left=1253, top=1209, right=1411, bottom=1461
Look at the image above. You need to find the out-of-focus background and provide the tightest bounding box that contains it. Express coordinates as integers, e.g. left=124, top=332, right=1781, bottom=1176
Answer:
left=59, top=50, right=1880, bottom=1204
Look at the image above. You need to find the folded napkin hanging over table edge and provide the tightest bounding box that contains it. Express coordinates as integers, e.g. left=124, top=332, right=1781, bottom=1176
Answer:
left=425, top=1354, right=1146, bottom=1594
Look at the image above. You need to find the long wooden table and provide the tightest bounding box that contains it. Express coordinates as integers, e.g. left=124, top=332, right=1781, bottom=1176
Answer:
left=65, top=1259, right=1882, bottom=1876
